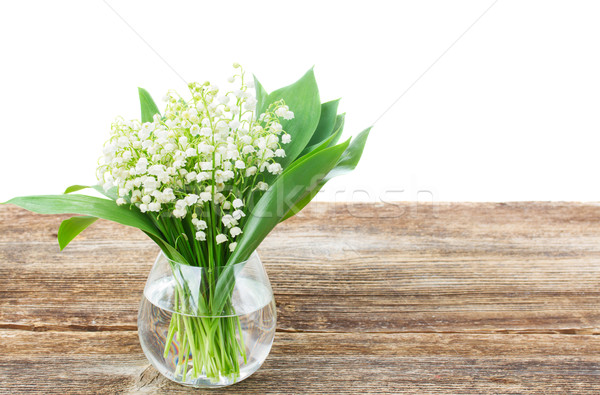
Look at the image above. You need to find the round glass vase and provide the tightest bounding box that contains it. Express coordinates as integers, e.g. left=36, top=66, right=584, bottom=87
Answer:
left=137, top=251, right=276, bottom=388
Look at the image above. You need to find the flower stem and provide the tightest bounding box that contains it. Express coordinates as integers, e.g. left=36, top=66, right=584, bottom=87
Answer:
left=163, top=286, right=244, bottom=382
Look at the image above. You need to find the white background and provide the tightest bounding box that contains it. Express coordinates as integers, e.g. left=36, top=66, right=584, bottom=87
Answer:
left=1, top=0, right=599, bottom=203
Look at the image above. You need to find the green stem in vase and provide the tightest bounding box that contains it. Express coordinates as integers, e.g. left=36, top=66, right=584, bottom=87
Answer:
left=163, top=281, right=245, bottom=381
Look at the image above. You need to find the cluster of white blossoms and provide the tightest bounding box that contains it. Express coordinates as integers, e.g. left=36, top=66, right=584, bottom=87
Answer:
left=97, top=65, right=293, bottom=251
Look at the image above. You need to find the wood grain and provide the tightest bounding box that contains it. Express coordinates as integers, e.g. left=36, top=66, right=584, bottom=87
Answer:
left=1, top=330, right=599, bottom=394
left=1, top=202, right=599, bottom=393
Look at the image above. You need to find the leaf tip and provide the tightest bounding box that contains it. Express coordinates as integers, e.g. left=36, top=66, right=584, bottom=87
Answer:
left=304, top=66, right=316, bottom=79
left=340, top=136, right=352, bottom=149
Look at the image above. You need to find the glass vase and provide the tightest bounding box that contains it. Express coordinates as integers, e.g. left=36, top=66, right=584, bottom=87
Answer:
left=137, top=251, right=276, bottom=388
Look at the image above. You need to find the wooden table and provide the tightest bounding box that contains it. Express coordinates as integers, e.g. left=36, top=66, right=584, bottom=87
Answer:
left=1, top=202, right=599, bottom=393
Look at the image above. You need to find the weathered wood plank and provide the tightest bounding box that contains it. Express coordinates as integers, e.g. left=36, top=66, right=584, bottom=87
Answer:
left=1, top=252, right=599, bottom=333
left=1, top=202, right=600, bottom=393
left=1, top=330, right=599, bottom=394
left=1, top=203, right=599, bottom=333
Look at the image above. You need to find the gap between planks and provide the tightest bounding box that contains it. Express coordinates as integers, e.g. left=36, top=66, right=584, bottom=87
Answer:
left=1, top=322, right=598, bottom=336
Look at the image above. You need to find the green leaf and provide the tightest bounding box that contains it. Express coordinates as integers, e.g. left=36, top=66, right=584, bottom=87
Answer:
left=280, top=186, right=321, bottom=222
left=298, top=113, right=346, bottom=158
left=324, top=126, right=371, bottom=181
left=261, top=68, right=321, bottom=168
left=253, top=75, right=268, bottom=115
left=3, top=194, right=188, bottom=261
left=212, top=140, right=349, bottom=314
left=64, top=184, right=119, bottom=201
left=63, top=185, right=89, bottom=194
left=59, top=186, right=188, bottom=263
left=59, top=184, right=125, bottom=250
left=230, top=139, right=349, bottom=265
left=4, top=194, right=161, bottom=238
left=57, top=216, right=98, bottom=250
left=144, top=231, right=190, bottom=265
left=284, top=115, right=346, bottom=178
left=328, top=114, right=346, bottom=147
left=306, top=99, right=340, bottom=147
left=281, top=126, right=372, bottom=221
left=138, top=87, right=160, bottom=123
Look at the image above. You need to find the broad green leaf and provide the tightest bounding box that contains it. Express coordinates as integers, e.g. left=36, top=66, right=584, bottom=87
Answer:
left=213, top=140, right=350, bottom=314
left=306, top=99, right=340, bottom=147
left=280, top=185, right=322, bottom=222
left=63, top=185, right=89, bottom=194
left=283, top=115, right=346, bottom=178
left=253, top=75, right=268, bottom=115
left=298, top=113, right=345, bottom=158
left=64, top=184, right=118, bottom=201
left=328, top=114, right=346, bottom=147
left=229, top=139, right=349, bottom=265
left=62, top=189, right=188, bottom=262
left=4, top=194, right=161, bottom=238
left=60, top=186, right=120, bottom=249
left=261, top=68, right=321, bottom=168
left=323, top=126, right=371, bottom=181
left=281, top=126, right=371, bottom=221
left=144, top=231, right=190, bottom=265
left=138, top=87, right=160, bottom=123
left=95, top=185, right=119, bottom=201
left=57, top=216, right=98, bottom=250
left=61, top=186, right=122, bottom=250
left=4, top=194, right=188, bottom=262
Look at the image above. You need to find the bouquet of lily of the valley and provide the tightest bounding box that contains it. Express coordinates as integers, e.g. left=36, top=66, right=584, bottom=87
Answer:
left=4, top=65, right=370, bottom=386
